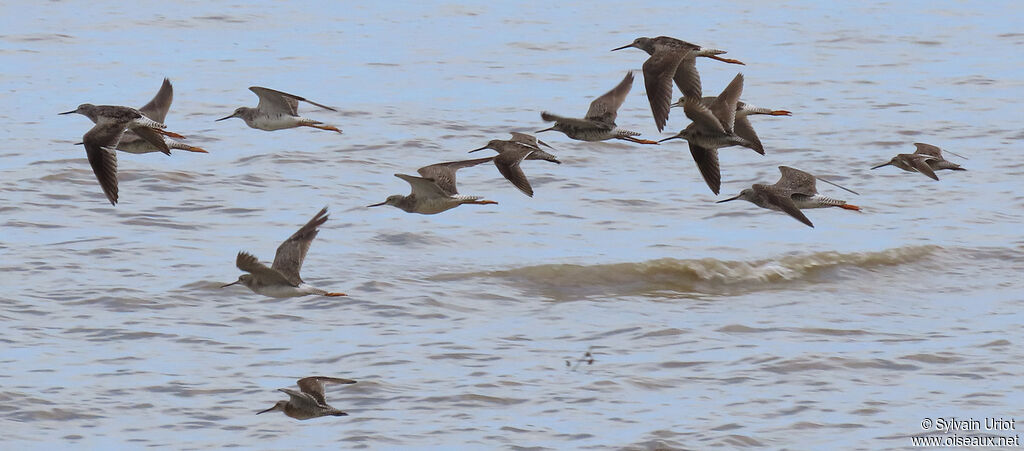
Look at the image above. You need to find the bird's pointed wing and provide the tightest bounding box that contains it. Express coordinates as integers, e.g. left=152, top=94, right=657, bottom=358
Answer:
left=139, top=78, right=173, bottom=124
left=278, top=388, right=321, bottom=409
left=540, top=112, right=596, bottom=129
left=673, top=54, right=703, bottom=100
left=709, top=73, right=744, bottom=133
left=509, top=132, right=555, bottom=150
left=129, top=126, right=171, bottom=155
left=682, top=98, right=726, bottom=135
left=524, top=147, right=560, bottom=164
left=396, top=173, right=451, bottom=199
left=494, top=148, right=535, bottom=197
left=756, top=185, right=814, bottom=228
left=732, top=115, right=764, bottom=155
left=417, top=158, right=493, bottom=195
left=642, top=48, right=689, bottom=132
left=297, top=376, right=356, bottom=406
left=236, top=251, right=294, bottom=286
left=271, top=207, right=328, bottom=285
left=908, top=155, right=940, bottom=180
left=585, top=72, right=633, bottom=124
left=913, top=142, right=943, bottom=159
left=250, top=86, right=336, bottom=116
left=775, top=166, right=818, bottom=195
left=82, top=123, right=122, bottom=205
left=689, top=142, right=722, bottom=195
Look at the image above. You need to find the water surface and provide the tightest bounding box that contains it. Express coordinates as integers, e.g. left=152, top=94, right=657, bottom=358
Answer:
left=1, top=1, right=1022, bottom=449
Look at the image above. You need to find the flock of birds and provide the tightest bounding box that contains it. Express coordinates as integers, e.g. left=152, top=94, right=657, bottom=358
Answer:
left=58, top=35, right=967, bottom=419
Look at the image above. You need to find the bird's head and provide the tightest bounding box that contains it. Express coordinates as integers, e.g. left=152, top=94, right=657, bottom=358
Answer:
left=216, top=107, right=247, bottom=122
left=256, top=400, right=287, bottom=415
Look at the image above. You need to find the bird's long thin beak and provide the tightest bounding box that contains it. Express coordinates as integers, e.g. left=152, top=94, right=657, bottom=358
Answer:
left=716, top=194, right=743, bottom=203
left=59, top=110, right=77, bottom=115
left=256, top=406, right=275, bottom=415
left=658, top=134, right=683, bottom=143
left=669, top=100, right=683, bottom=109
left=215, top=114, right=235, bottom=122
left=610, top=43, right=634, bottom=51
left=468, top=145, right=488, bottom=153
left=367, top=201, right=387, bottom=207
left=221, top=280, right=240, bottom=288
left=870, top=162, right=891, bottom=170
left=535, top=126, right=556, bottom=134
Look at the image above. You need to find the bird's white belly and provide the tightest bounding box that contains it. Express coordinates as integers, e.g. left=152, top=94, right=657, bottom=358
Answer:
left=253, top=285, right=310, bottom=298
left=415, top=199, right=462, bottom=215
left=249, top=115, right=300, bottom=131
left=115, top=135, right=164, bottom=154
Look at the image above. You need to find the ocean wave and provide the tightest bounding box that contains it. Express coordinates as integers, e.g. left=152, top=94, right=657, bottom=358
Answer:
left=447, top=246, right=942, bottom=299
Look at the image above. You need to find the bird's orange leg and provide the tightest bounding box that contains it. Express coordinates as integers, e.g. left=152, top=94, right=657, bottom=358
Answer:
left=155, top=129, right=186, bottom=139
left=618, top=136, right=660, bottom=145
left=302, top=123, right=343, bottom=134
left=708, top=55, right=745, bottom=65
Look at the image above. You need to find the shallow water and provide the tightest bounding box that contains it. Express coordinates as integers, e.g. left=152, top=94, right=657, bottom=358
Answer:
left=2, top=1, right=1023, bottom=449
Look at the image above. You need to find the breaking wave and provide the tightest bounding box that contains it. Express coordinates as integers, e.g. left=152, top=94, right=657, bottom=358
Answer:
left=449, top=246, right=943, bottom=299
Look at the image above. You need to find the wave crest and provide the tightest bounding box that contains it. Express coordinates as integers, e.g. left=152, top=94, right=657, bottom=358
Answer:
left=453, top=246, right=941, bottom=299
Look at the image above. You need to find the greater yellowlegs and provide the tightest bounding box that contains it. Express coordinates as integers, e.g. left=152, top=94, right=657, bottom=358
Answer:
left=871, top=143, right=966, bottom=180
left=60, top=104, right=186, bottom=205
left=659, top=73, right=758, bottom=194
left=257, top=376, right=356, bottom=420
left=222, top=207, right=346, bottom=298
left=368, top=159, right=498, bottom=214
left=671, top=97, right=791, bottom=154
left=117, top=78, right=208, bottom=154
left=717, top=166, right=861, bottom=228
left=537, top=72, right=658, bottom=145
left=216, top=86, right=341, bottom=133
left=612, top=36, right=744, bottom=131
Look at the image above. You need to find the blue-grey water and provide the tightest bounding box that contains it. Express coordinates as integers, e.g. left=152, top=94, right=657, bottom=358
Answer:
left=2, top=1, right=1023, bottom=449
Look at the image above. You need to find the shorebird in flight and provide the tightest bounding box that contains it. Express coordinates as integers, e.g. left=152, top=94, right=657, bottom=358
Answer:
left=470, top=132, right=561, bottom=165
left=368, top=159, right=499, bottom=214
left=717, top=166, right=861, bottom=228
left=538, top=72, right=659, bottom=145
left=257, top=376, right=357, bottom=420
left=216, top=86, right=342, bottom=134
left=871, top=143, right=966, bottom=181
left=222, top=207, right=346, bottom=298
left=659, top=73, right=760, bottom=194
left=60, top=103, right=187, bottom=205
left=612, top=36, right=744, bottom=132
left=672, top=96, right=791, bottom=155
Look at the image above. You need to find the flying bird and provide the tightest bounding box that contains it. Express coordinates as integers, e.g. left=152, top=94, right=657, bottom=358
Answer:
left=217, top=86, right=342, bottom=133
left=871, top=142, right=966, bottom=181
left=60, top=103, right=186, bottom=205
left=257, top=376, right=357, bottom=420
left=368, top=159, right=499, bottom=214
left=222, top=207, right=346, bottom=297
left=537, top=72, right=658, bottom=145
left=612, top=36, right=744, bottom=131
left=659, top=73, right=759, bottom=194
left=717, top=166, right=861, bottom=228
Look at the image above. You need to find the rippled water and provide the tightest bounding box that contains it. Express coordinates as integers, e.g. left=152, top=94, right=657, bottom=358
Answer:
left=2, top=1, right=1023, bottom=449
